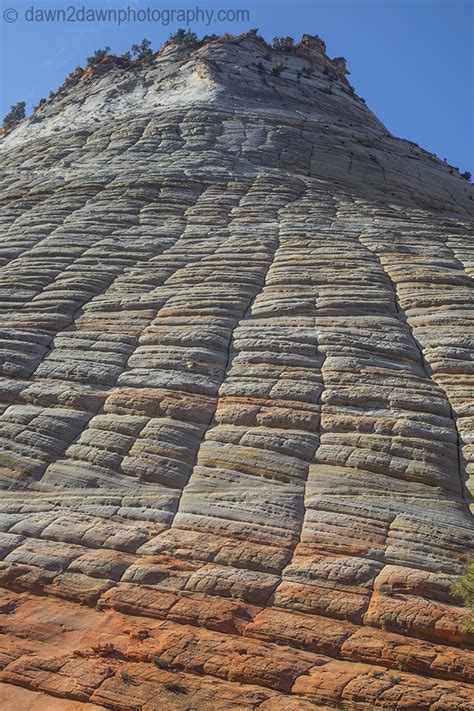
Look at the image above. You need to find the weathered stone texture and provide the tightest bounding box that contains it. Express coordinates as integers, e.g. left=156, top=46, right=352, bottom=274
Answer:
left=0, top=33, right=473, bottom=709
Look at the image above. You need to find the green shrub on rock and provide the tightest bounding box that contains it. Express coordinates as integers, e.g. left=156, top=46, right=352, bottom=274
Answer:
left=451, top=557, right=474, bottom=630
left=271, top=60, right=285, bottom=77
left=3, top=101, right=26, bottom=131
left=86, top=47, right=110, bottom=66
left=272, top=36, right=295, bottom=52
left=169, top=28, right=198, bottom=47
left=131, top=38, right=154, bottom=65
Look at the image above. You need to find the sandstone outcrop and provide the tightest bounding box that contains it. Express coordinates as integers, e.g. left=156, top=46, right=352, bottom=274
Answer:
left=0, top=32, right=473, bottom=709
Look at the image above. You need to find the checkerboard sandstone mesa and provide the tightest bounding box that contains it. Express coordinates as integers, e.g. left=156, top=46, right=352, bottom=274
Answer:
left=0, top=29, right=473, bottom=710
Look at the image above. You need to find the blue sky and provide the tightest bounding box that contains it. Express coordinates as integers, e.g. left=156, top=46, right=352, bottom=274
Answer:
left=0, top=0, right=472, bottom=174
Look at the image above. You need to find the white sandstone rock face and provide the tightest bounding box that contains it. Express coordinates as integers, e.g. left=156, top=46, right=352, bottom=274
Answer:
left=0, top=32, right=473, bottom=710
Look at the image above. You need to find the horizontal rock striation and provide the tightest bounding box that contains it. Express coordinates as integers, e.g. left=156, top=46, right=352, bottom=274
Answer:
left=0, top=31, right=473, bottom=710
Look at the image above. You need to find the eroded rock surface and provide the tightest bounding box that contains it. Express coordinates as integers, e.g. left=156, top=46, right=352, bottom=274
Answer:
left=0, top=32, right=473, bottom=710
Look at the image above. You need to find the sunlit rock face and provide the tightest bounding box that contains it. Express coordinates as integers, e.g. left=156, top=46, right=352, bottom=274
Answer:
left=0, top=32, right=473, bottom=710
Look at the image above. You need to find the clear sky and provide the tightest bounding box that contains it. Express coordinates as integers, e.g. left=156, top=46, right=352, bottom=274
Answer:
left=0, top=0, right=472, bottom=174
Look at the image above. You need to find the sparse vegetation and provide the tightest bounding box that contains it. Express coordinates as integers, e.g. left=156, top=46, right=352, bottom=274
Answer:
left=169, top=28, right=198, bottom=47
left=131, top=38, right=154, bottom=65
left=120, top=669, right=132, bottom=684
left=460, top=171, right=472, bottom=182
left=379, top=583, right=394, bottom=597
left=201, top=33, right=219, bottom=43
left=396, top=653, right=416, bottom=671
left=450, top=557, right=474, bottom=631
left=271, top=60, right=285, bottom=77
left=63, top=66, right=84, bottom=89
left=272, top=36, right=295, bottom=52
left=163, top=680, right=187, bottom=693
left=154, top=655, right=173, bottom=670
left=164, top=543, right=178, bottom=555
left=396, top=655, right=406, bottom=671
left=248, top=27, right=267, bottom=45
left=3, top=101, right=26, bottom=131
left=388, top=674, right=401, bottom=685
left=87, top=46, right=110, bottom=66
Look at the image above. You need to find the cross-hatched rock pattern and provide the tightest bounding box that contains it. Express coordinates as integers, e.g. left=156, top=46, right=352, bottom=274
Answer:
left=0, top=32, right=473, bottom=710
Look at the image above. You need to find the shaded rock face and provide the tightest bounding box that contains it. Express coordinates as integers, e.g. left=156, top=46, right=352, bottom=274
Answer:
left=0, top=33, right=473, bottom=710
